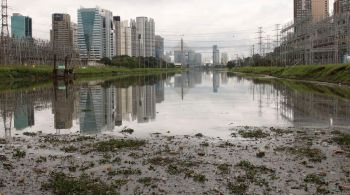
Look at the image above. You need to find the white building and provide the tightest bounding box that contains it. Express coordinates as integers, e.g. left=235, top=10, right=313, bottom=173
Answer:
left=77, top=7, right=115, bottom=62
left=120, top=20, right=132, bottom=56
left=136, top=17, right=155, bottom=57
left=213, top=45, right=220, bottom=66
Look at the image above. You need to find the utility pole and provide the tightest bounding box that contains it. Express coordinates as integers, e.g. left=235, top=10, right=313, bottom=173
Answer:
left=181, top=38, right=184, bottom=68
left=257, top=27, right=264, bottom=56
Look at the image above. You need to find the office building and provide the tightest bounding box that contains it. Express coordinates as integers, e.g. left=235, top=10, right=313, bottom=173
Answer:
left=51, top=14, right=73, bottom=50
left=114, top=16, right=122, bottom=56
left=195, top=53, right=202, bottom=66
left=334, top=0, right=350, bottom=15
left=155, top=35, right=164, bottom=60
left=135, top=17, right=155, bottom=57
left=213, top=45, right=220, bottom=66
left=77, top=7, right=115, bottom=62
left=311, top=0, right=329, bottom=22
left=130, top=19, right=138, bottom=57
left=71, top=22, right=78, bottom=49
left=294, top=0, right=329, bottom=23
left=11, top=13, right=32, bottom=39
left=114, top=17, right=132, bottom=56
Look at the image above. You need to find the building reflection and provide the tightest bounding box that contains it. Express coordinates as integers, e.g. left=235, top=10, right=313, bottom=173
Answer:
left=78, top=77, right=165, bottom=134
left=247, top=78, right=350, bottom=128
left=213, top=71, right=220, bottom=93
left=174, top=70, right=203, bottom=100
left=14, top=94, right=34, bottom=130
left=79, top=86, right=114, bottom=134
left=0, top=87, right=53, bottom=137
left=53, top=80, right=75, bottom=130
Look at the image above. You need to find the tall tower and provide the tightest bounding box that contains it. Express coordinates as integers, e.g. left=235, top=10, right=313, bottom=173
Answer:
left=1, top=0, right=9, bottom=38
left=294, top=0, right=329, bottom=23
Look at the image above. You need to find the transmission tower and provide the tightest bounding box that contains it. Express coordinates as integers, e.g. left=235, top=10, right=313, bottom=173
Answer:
left=1, top=0, right=9, bottom=38
left=274, top=24, right=281, bottom=47
left=256, top=27, right=264, bottom=56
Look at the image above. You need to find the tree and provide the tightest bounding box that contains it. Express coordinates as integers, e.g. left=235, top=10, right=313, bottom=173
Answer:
left=99, top=57, right=112, bottom=65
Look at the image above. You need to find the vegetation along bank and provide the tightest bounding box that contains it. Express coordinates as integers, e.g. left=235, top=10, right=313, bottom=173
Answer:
left=233, top=64, right=350, bottom=85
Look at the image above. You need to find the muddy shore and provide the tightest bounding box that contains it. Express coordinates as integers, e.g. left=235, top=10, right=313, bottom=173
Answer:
left=0, top=127, right=350, bottom=195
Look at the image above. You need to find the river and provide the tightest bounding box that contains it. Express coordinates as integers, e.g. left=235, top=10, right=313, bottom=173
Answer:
left=1, top=70, right=350, bottom=138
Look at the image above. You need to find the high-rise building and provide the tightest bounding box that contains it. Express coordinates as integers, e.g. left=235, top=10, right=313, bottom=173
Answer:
left=113, top=16, right=122, bottom=56
left=114, top=17, right=132, bottom=56
left=121, top=21, right=132, bottom=56
left=11, top=13, right=32, bottom=39
left=195, top=53, right=202, bottom=66
left=136, top=17, right=155, bottom=57
left=213, top=45, right=220, bottom=66
left=51, top=14, right=73, bottom=50
left=77, top=7, right=115, bottom=62
left=155, top=35, right=164, bottom=60
left=334, top=0, right=350, bottom=15
left=130, top=19, right=138, bottom=57
left=146, top=19, right=155, bottom=57
left=311, top=0, right=329, bottom=22
left=294, top=0, right=329, bottom=23
left=71, top=22, right=78, bottom=49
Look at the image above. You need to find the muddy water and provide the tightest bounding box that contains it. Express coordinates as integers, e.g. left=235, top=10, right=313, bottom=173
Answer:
left=0, top=70, right=350, bottom=138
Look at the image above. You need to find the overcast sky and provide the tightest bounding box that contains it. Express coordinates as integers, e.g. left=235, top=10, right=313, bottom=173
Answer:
left=7, top=0, right=335, bottom=59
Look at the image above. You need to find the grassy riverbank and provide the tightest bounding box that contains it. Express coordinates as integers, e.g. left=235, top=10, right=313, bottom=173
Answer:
left=0, top=66, right=182, bottom=81
left=233, top=64, right=350, bottom=85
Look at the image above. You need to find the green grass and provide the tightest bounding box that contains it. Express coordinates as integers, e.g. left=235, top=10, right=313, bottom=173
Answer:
left=333, top=133, right=350, bottom=150
left=304, top=174, right=326, bottom=185
left=13, top=148, right=26, bottom=159
left=238, top=129, right=270, bottom=139
left=233, top=64, right=350, bottom=84
left=94, top=139, right=146, bottom=152
left=42, top=172, right=118, bottom=195
left=0, top=65, right=182, bottom=81
left=275, top=147, right=326, bottom=162
left=217, top=164, right=231, bottom=174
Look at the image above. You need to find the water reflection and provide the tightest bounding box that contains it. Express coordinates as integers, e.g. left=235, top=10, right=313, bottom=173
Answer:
left=241, top=75, right=350, bottom=128
left=1, top=71, right=350, bottom=138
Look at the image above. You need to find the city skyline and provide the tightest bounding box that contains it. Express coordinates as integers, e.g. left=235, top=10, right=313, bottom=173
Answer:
left=6, top=0, right=303, bottom=57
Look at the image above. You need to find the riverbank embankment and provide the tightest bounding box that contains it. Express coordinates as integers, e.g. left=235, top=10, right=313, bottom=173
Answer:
left=0, top=66, right=182, bottom=81
left=233, top=64, right=350, bottom=85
